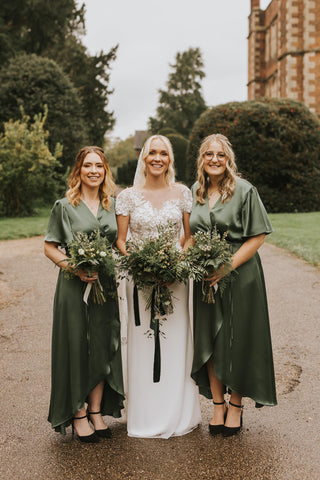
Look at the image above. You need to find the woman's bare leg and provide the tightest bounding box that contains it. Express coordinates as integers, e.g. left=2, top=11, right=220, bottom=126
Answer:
left=225, top=391, right=243, bottom=428
left=88, top=380, right=108, bottom=430
left=207, top=359, right=227, bottom=425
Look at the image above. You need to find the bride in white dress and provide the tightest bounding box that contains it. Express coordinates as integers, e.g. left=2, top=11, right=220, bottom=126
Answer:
left=115, top=135, right=201, bottom=438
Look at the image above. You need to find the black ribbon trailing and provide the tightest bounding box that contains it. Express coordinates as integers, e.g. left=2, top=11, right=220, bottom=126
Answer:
left=133, top=284, right=166, bottom=383
left=133, top=284, right=140, bottom=326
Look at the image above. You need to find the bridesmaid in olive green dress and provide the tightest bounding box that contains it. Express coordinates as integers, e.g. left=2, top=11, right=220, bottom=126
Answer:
left=44, top=146, right=124, bottom=442
left=190, top=134, right=277, bottom=437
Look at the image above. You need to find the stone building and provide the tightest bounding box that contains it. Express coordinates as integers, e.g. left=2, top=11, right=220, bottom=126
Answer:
left=248, top=0, right=320, bottom=115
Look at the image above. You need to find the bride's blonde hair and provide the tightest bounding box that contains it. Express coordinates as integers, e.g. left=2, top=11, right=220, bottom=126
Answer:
left=195, top=134, right=239, bottom=204
left=135, top=135, right=175, bottom=185
left=66, top=146, right=115, bottom=210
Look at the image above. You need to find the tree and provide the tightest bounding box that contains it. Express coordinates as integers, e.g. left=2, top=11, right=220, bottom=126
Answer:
left=0, top=53, right=88, bottom=168
left=187, top=98, right=320, bottom=212
left=0, top=108, right=62, bottom=216
left=0, top=1, right=117, bottom=145
left=149, top=48, right=207, bottom=138
left=0, top=0, right=85, bottom=64
left=44, top=35, right=118, bottom=146
left=105, top=136, right=136, bottom=168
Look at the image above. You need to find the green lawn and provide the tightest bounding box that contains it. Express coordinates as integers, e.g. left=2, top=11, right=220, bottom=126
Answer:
left=0, top=209, right=319, bottom=267
left=266, top=212, right=320, bottom=267
left=0, top=207, right=51, bottom=240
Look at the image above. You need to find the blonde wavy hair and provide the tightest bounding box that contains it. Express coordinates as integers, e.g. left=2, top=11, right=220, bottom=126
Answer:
left=195, top=134, right=239, bottom=204
left=135, top=135, right=175, bottom=185
left=66, top=146, right=115, bottom=211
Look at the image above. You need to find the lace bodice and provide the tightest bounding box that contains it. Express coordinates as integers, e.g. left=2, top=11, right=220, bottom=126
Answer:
left=115, top=184, right=192, bottom=242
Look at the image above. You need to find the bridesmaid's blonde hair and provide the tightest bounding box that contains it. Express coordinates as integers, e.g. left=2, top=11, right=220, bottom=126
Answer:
left=195, top=134, right=239, bottom=204
left=66, top=146, right=115, bottom=211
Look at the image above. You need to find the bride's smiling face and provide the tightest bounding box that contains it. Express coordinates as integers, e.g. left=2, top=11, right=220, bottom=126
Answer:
left=144, top=138, right=170, bottom=178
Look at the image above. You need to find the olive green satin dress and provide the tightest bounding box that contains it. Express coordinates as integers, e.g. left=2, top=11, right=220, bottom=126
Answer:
left=190, top=178, right=277, bottom=407
left=45, top=198, right=124, bottom=434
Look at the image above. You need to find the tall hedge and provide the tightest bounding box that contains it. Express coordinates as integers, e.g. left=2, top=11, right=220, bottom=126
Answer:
left=187, top=98, right=320, bottom=212
left=166, top=133, right=189, bottom=183
left=117, top=159, right=138, bottom=186
left=0, top=53, right=88, bottom=169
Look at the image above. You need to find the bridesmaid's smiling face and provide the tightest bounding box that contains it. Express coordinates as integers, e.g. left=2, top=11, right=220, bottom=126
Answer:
left=203, top=141, right=227, bottom=181
left=144, top=138, right=170, bottom=178
left=80, top=152, right=105, bottom=189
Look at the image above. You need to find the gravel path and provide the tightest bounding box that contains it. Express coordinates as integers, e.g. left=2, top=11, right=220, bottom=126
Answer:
left=0, top=237, right=319, bottom=480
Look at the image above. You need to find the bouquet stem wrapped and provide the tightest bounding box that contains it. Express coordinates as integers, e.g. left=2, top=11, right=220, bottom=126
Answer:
left=181, top=227, right=234, bottom=304
left=117, top=222, right=189, bottom=382
left=58, top=229, right=116, bottom=305
left=118, top=222, right=188, bottom=322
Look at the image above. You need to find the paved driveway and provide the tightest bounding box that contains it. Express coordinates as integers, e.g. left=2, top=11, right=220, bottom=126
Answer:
left=0, top=238, right=319, bottom=480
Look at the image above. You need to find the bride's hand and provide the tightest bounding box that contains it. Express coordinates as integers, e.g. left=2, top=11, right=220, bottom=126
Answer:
left=115, top=239, right=129, bottom=256
left=160, top=280, right=174, bottom=287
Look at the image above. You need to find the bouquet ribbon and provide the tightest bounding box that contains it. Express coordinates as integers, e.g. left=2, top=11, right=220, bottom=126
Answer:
left=83, top=283, right=93, bottom=305
left=133, top=284, right=140, bottom=326
left=133, top=284, right=164, bottom=383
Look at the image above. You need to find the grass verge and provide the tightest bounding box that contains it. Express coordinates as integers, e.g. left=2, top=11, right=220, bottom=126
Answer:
left=0, top=209, right=319, bottom=267
left=0, top=207, right=51, bottom=240
left=266, top=212, right=320, bottom=267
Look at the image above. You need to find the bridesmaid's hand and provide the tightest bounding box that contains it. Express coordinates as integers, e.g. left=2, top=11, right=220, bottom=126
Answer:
left=77, top=269, right=98, bottom=283
left=205, top=264, right=231, bottom=287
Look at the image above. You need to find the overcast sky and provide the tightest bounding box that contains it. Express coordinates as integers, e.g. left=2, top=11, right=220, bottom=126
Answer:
left=81, top=0, right=271, bottom=140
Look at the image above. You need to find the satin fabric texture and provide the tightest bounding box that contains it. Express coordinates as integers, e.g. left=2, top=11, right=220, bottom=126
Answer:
left=190, top=178, right=277, bottom=407
left=45, top=198, right=124, bottom=434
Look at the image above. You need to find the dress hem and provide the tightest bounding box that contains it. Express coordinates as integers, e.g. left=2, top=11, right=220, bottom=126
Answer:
left=48, top=374, right=125, bottom=434
left=127, top=423, right=200, bottom=440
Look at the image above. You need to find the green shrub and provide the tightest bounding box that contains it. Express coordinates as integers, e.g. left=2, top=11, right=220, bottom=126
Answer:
left=105, top=136, right=136, bottom=168
left=158, top=128, right=179, bottom=136
left=187, top=98, right=320, bottom=212
left=0, top=108, right=62, bottom=217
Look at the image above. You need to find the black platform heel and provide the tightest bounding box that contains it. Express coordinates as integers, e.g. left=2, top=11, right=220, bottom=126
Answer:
left=223, top=401, right=243, bottom=437
left=87, top=410, right=112, bottom=438
left=72, top=414, right=100, bottom=443
left=209, top=400, right=228, bottom=436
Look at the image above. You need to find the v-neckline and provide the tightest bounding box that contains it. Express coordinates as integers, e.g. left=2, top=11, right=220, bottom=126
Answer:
left=207, top=195, right=221, bottom=211
left=80, top=199, right=101, bottom=220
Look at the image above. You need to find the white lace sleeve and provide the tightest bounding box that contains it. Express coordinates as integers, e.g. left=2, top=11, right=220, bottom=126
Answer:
left=115, top=188, right=132, bottom=216
left=180, top=185, right=192, bottom=213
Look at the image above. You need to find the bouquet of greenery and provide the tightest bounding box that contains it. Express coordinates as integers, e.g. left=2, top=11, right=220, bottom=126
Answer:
left=181, top=228, right=234, bottom=303
left=117, top=222, right=189, bottom=325
left=60, top=229, right=116, bottom=304
left=118, top=222, right=193, bottom=383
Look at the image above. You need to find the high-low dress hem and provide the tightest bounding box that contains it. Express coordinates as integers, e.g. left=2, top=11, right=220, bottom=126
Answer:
left=190, top=179, right=277, bottom=408
left=46, top=198, right=125, bottom=435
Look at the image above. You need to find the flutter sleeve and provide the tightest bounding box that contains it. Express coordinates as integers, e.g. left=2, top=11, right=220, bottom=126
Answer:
left=44, top=199, right=73, bottom=246
left=242, top=186, right=274, bottom=238
left=180, top=184, right=193, bottom=213
left=115, top=188, right=132, bottom=216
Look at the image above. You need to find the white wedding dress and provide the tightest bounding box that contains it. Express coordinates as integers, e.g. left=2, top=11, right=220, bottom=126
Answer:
left=116, top=184, right=201, bottom=438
